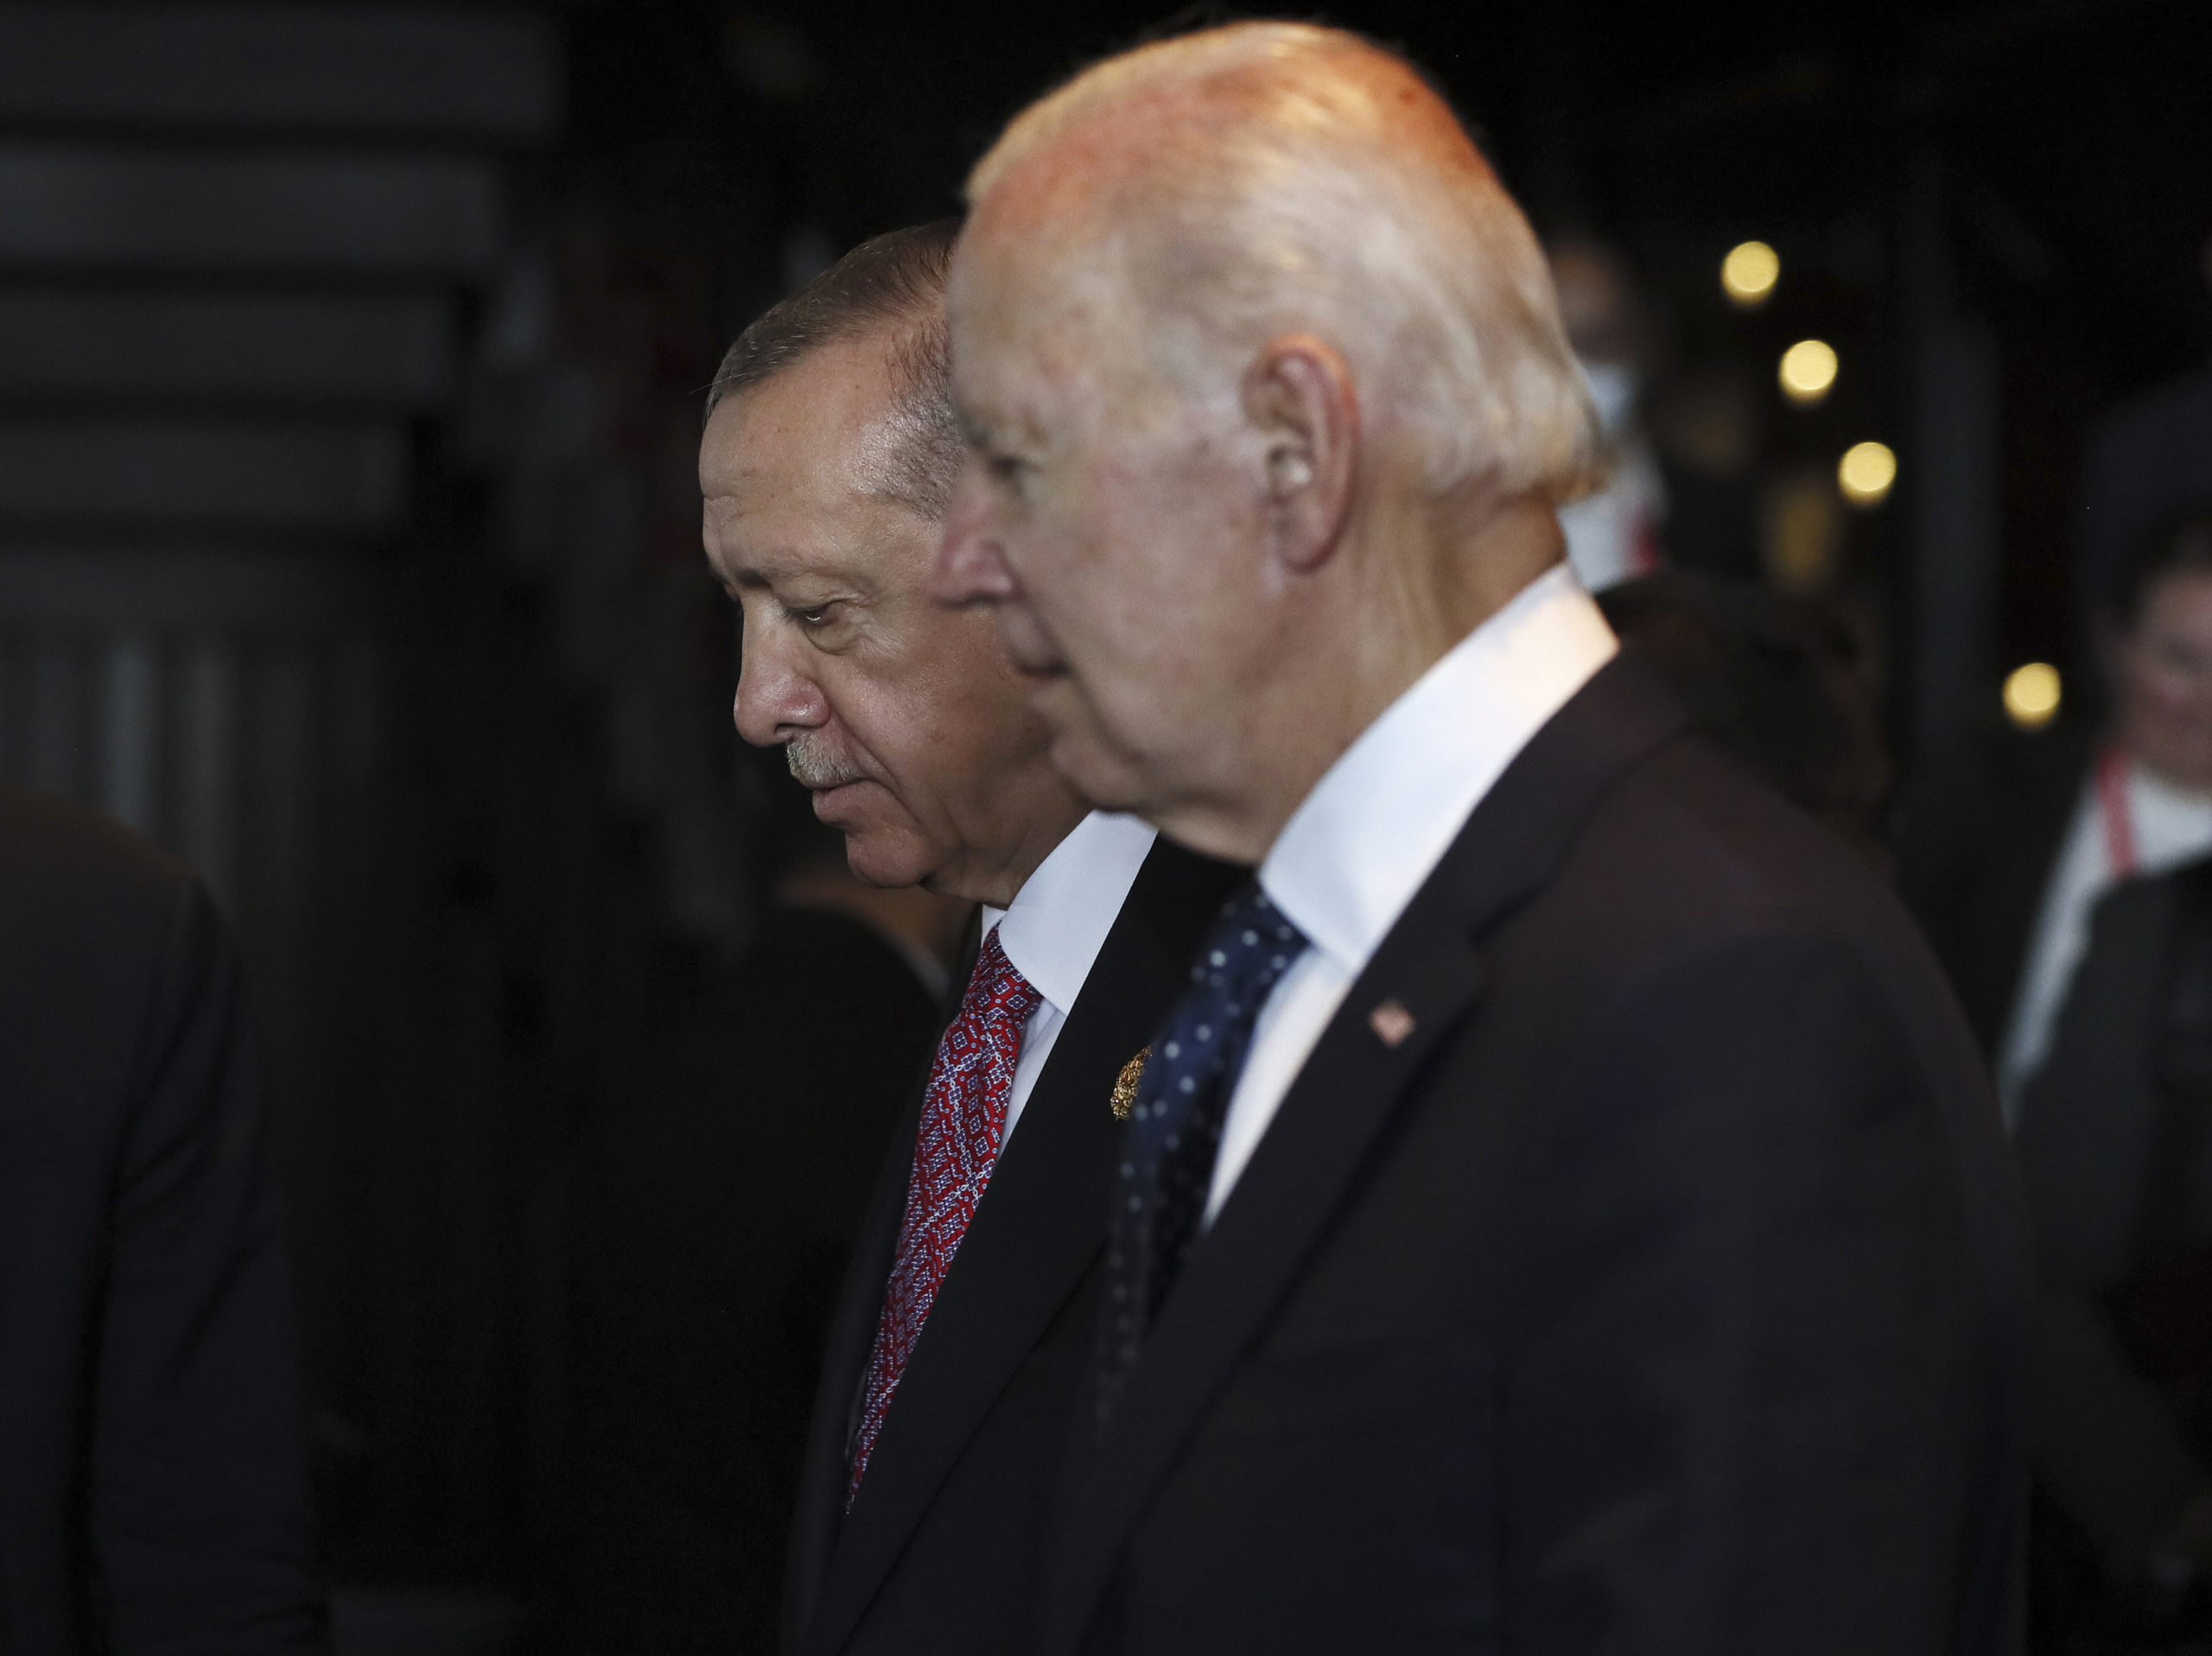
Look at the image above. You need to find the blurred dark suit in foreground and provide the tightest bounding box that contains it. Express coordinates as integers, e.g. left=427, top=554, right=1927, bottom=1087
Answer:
left=554, top=894, right=944, bottom=1653
left=0, top=789, right=324, bottom=1654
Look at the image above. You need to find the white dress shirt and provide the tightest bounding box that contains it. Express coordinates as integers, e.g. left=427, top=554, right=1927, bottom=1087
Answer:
left=1204, top=562, right=1619, bottom=1223
left=982, top=809, right=1159, bottom=1147
left=1997, top=754, right=2212, bottom=1123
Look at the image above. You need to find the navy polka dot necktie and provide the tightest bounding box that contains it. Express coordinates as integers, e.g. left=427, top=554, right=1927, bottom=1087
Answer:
left=1097, top=882, right=1310, bottom=1424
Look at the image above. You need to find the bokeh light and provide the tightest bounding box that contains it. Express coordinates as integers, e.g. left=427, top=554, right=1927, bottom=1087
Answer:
left=1779, top=339, right=1838, bottom=405
left=1722, top=240, right=1780, bottom=307
left=1837, top=440, right=1897, bottom=506
left=2003, top=662, right=2063, bottom=730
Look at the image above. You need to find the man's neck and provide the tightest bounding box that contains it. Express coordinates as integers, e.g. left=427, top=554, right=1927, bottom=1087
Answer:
left=935, top=786, right=1091, bottom=909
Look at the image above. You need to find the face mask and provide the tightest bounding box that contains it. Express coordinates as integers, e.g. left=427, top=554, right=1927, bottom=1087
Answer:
left=1578, top=359, right=1638, bottom=437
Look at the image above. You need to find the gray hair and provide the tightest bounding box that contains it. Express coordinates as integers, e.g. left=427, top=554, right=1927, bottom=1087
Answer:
left=966, top=23, right=1601, bottom=505
left=707, top=219, right=963, bottom=517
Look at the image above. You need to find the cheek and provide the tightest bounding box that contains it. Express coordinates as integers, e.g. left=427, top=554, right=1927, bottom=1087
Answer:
left=2141, top=658, right=2211, bottom=714
left=877, top=619, right=1036, bottom=789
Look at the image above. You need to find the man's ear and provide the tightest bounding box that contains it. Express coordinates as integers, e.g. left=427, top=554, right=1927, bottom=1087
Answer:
left=1242, top=334, right=1357, bottom=574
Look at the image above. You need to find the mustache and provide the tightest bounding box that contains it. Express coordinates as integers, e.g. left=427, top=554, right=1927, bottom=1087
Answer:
left=785, top=733, right=866, bottom=790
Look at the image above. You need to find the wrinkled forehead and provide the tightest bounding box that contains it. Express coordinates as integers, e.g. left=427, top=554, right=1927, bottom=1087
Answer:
left=701, top=399, right=936, bottom=596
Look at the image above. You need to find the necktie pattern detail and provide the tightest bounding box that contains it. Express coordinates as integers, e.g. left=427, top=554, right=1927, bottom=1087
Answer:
left=849, top=929, right=1039, bottom=1505
left=1097, top=883, right=1310, bottom=1424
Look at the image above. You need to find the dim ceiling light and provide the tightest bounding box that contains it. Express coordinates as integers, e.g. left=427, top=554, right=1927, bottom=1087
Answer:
left=1722, top=240, right=1779, bottom=307
left=1837, top=440, right=1897, bottom=506
left=1779, top=339, right=1838, bottom=405
left=2003, top=662, right=2063, bottom=730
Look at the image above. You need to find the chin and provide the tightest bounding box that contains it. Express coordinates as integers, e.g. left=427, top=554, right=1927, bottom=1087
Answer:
left=836, top=830, right=931, bottom=891
left=825, top=799, right=937, bottom=889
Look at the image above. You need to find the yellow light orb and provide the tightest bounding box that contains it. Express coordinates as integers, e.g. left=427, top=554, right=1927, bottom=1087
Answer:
left=1779, top=339, right=1838, bottom=405
left=1722, top=240, right=1780, bottom=307
left=1837, top=440, right=1897, bottom=506
left=2003, top=662, right=2063, bottom=730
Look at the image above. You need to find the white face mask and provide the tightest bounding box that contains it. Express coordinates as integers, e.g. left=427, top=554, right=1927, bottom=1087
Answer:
left=1578, top=359, right=1639, bottom=437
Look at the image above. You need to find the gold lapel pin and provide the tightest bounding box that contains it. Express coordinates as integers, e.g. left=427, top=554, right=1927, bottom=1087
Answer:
left=1110, top=1045, right=1151, bottom=1119
left=1369, top=998, right=1415, bottom=1048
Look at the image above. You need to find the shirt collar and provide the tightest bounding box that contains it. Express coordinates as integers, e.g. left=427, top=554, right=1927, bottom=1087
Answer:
left=1259, top=561, right=1618, bottom=976
left=982, top=810, right=1159, bottom=1016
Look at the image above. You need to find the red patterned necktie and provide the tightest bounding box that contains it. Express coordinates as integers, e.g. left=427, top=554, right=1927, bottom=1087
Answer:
left=848, top=928, right=1040, bottom=1505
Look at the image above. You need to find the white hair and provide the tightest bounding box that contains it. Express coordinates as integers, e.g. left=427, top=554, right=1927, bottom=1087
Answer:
left=967, top=22, right=1602, bottom=504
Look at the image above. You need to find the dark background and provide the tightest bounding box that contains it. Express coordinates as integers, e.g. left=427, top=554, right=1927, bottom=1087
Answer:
left=0, top=0, right=2205, bottom=1649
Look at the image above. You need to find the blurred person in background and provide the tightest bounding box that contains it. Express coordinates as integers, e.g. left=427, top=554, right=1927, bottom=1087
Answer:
left=2079, top=232, right=2212, bottom=648
left=699, top=222, right=1242, bottom=1656
left=554, top=787, right=962, bottom=1654
left=1548, top=237, right=1669, bottom=593
left=2016, top=829, right=2212, bottom=1649
left=1598, top=570, right=1892, bottom=866
left=1898, top=509, right=2212, bottom=1126
left=0, top=790, right=324, bottom=1654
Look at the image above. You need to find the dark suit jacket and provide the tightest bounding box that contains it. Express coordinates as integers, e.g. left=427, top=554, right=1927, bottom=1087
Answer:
left=1042, top=654, right=2029, bottom=1656
left=1895, top=720, right=2094, bottom=1054
left=0, top=790, right=323, bottom=1654
left=783, top=838, right=1243, bottom=1656
left=2018, top=865, right=2212, bottom=1574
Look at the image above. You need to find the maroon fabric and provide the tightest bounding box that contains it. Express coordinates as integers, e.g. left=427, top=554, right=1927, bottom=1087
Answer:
left=848, top=930, right=1039, bottom=1504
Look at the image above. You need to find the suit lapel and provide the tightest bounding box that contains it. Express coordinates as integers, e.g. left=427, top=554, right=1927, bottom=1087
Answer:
left=1041, top=654, right=1691, bottom=1653
left=804, top=839, right=1243, bottom=1655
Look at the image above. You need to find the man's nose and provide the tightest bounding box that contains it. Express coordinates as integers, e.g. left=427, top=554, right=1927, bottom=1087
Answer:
left=934, top=471, right=1020, bottom=606
left=733, top=637, right=828, bottom=748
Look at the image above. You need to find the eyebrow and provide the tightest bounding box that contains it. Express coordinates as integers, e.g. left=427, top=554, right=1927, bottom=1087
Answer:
left=724, top=551, right=881, bottom=604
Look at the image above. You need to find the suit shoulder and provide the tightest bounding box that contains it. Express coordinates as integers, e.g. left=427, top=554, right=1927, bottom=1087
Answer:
left=0, top=788, right=207, bottom=1013
left=1569, top=735, right=1888, bottom=930
left=0, top=788, right=194, bottom=912
left=1548, top=736, right=1965, bottom=1025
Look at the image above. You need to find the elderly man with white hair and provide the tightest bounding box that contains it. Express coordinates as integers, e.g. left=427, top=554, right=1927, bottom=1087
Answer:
left=936, top=22, right=2027, bottom=1656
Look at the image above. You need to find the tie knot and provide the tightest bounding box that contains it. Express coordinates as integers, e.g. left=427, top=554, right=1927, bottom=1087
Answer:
left=1190, top=884, right=1309, bottom=1006
left=967, top=926, right=1042, bottom=1025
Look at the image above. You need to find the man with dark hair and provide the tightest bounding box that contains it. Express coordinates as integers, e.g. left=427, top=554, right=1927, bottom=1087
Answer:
left=0, top=788, right=324, bottom=1654
left=704, top=224, right=963, bottom=516
left=1597, top=571, right=1892, bottom=866
left=697, top=221, right=1240, bottom=1656
left=1899, top=505, right=2212, bottom=1124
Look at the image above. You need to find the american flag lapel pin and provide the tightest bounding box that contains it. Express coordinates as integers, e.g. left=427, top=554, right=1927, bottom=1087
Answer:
left=1369, top=998, right=1415, bottom=1048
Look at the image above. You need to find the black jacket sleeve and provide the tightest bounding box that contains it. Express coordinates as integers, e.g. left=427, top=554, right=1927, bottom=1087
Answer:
left=86, top=881, right=327, bottom=1655
left=1504, top=929, right=2015, bottom=1655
